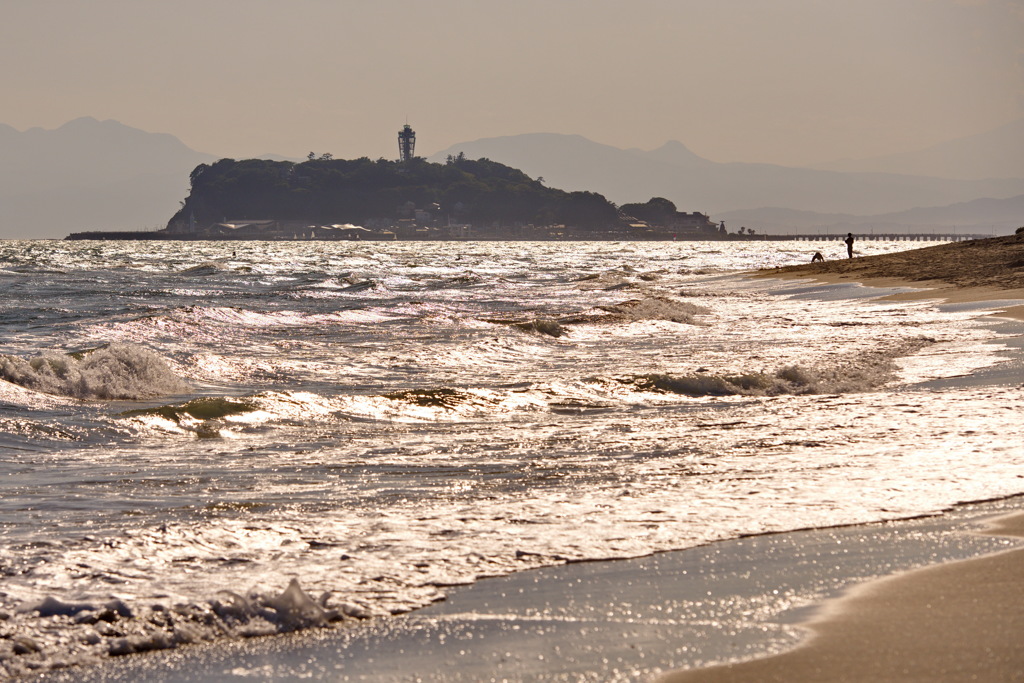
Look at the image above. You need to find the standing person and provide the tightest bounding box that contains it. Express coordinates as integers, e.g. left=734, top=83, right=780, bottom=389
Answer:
left=844, top=233, right=855, bottom=258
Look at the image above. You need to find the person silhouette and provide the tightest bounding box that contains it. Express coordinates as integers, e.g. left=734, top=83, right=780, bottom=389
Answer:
left=844, top=233, right=854, bottom=259
left=811, top=251, right=824, bottom=263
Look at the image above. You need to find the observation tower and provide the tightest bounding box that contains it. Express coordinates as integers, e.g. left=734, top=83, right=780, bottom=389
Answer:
left=398, top=124, right=416, bottom=162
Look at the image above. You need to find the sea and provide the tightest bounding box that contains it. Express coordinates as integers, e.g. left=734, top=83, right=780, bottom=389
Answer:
left=1, top=238, right=1022, bottom=678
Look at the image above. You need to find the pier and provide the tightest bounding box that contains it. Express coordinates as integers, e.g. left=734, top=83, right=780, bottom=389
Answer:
left=748, top=232, right=986, bottom=242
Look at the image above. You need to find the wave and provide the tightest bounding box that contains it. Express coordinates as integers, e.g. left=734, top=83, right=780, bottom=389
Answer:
left=119, top=390, right=352, bottom=437
left=554, top=296, right=710, bottom=327
left=105, top=306, right=396, bottom=342
left=622, top=339, right=934, bottom=397
left=495, top=297, right=708, bottom=337
left=601, top=281, right=645, bottom=291
left=124, top=385, right=556, bottom=435
left=385, top=387, right=478, bottom=409
left=345, top=385, right=553, bottom=423
left=113, top=338, right=937, bottom=437
left=574, top=268, right=638, bottom=291
left=512, top=319, right=566, bottom=338
left=597, top=296, right=709, bottom=324
left=338, top=279, right=378, bottom=293
left=122, top=387, right=526, bottom=437
left=0, top=344, right=189, bottom=400
left=179, top=261, right=230, bottom=276
left=414, top=272, right=487, bottom=290
left=121, top=396, right=259, bottom=423
left=626, top=368, right=816, bottom=397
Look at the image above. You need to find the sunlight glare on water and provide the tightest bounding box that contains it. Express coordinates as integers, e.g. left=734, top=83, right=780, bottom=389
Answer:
left=0, top=238, right=1022, bottom=675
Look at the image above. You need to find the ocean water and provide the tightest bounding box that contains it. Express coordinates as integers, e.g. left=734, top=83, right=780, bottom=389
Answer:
left=1, top=238, right=1022, bottom=676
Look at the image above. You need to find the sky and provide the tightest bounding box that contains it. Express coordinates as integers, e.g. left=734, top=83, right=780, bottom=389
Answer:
left=3, top=0, right=1023, bottom=166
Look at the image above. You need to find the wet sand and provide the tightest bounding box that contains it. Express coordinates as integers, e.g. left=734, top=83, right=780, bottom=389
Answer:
left=759, top=232, right=1024, bottom=320
left=658, top=512, right=1024, bottom=682
left=48, top=499, right=1024, bottom=682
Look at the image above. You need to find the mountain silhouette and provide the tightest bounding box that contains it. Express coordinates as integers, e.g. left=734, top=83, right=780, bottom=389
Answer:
left=815, top=118, right=1024, bottom=180
left=4, top=117, right=1021, bottom=240
left=717, top=193, right=1024, bottom=235
left=429, top=133, right=1024, bottom=225
left=0, top=117, right=216, bottom=239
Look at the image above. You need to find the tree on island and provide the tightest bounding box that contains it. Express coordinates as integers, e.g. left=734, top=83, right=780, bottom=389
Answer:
left=619, top=197, right=720, bottom=237
left=619, top=197, right=678, bottom=226
left=168, top=155, right=620, bottom=232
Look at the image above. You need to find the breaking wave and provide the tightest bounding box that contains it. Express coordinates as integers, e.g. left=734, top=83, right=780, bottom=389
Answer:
left=180, top=261, right=230, bottom=276
left=597, top=296, right=709, bottom=324
left=385, top=387, right=481, bottom=409
left=121, top=396, right=259, bottom=423
left=501, top=296, right=709, bottom=332
left=0, top=344, right=189, bottom=400
left=624, top=340, right=935, bottom=397
left=118, top=391, right=343, bottom=438
left=110, top=339, right=937, bottom=439
left=338, top=279, right=378, bottom=293
left=512, top=319, right=566, bottom=338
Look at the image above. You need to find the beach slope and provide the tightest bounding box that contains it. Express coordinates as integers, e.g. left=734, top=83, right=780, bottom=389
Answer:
left=762, top=232, right=1024, bottom=317
left=659, top=513, right=1024, bottom=682
left=660, top=233, right=1024, bottom=682
left=770, top=233, right=1024, bottom=289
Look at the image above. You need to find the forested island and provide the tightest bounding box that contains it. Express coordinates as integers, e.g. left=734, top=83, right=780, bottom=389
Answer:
left=67, top=154, right=728, bottom=241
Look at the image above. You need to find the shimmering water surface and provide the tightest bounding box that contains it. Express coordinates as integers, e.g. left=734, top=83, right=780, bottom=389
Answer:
left=1, top=239, right=1022, bottom=676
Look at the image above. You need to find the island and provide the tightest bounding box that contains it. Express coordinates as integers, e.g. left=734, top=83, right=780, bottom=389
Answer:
left=66, top=154, right=728, bottom=241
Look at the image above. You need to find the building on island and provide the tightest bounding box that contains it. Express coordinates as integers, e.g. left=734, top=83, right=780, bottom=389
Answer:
left=113, top=130, right=734, bottom=242
left=398, top=124, right=416, bottom=162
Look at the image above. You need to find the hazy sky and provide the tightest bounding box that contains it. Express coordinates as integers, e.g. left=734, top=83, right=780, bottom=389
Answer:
left=4, top=0, right=1023, bottom=166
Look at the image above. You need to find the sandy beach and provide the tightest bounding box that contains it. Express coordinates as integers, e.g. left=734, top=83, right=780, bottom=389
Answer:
left=760, top=232, right=1024, bottom=320
left=659, top=512, right=1024, bottom=682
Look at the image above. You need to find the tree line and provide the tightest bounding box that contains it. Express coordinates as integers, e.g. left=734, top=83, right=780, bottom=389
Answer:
left=168, top=155, right=621, bottom=230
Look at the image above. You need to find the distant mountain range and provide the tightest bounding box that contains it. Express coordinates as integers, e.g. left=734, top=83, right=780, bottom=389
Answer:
left=0, top=117, right=218, bottom=239
left=2, top=117, right=1022, bottom=240
left=429, top=127, right=1024, bottom=234
left=813, top=118, right=1024, bottom=180
left=716, top=194, right=1024, bottom=236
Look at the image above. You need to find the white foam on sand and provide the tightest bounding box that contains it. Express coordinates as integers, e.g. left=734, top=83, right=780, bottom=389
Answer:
left=51, top=498, right=1024, bottom=683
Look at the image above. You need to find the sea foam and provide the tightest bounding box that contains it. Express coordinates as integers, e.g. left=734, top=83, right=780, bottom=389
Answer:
left=625, top=338, right=934, bottom=397
left=2, top=579, right=346, bottom=677
left=0, top=343, right=189, bottom=400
